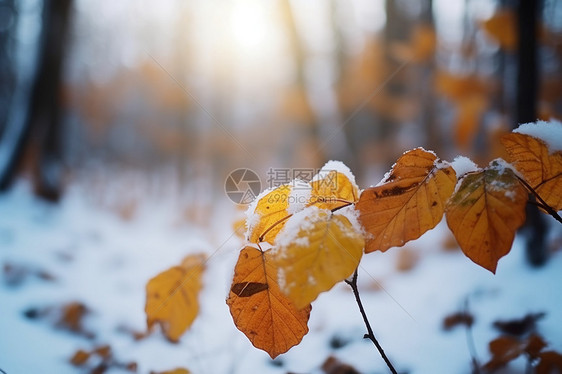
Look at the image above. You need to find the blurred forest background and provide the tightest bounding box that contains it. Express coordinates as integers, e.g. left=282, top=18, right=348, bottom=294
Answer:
left=0, top=0, right=561, bottom=217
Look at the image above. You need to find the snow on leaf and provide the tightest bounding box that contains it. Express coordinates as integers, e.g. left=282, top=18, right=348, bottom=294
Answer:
left=450, top=156, right=479, bottom=179
left=308, top=161, right=359, bottom=210
left=502, top=124, right=562, bottom=210
left=245, top=184, right=293, bottom=244
left=145, top=254, right=206, bottom=342
left=356, top=148, right=456, bottom=253
left=226, top=246, right=311, bottom=359
left=445, top=160, right=527, bottom=273
left=513, top=119, right=562, bottom=152
left=272, top=208, right=364, bottom=309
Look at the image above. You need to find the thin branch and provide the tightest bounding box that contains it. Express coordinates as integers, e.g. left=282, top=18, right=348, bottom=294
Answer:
left=345, top=270, right=398, bottom=374
left=516, top=175, right=562, bottom=224
left=258, top=200, right=354, bottom=242
left=464, top=299, right=481, bottom=374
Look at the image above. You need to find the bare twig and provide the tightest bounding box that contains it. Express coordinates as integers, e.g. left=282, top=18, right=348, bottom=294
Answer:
left=463, top=299, right=481, bottom=374
left=345, top=270, right=398, bottom=374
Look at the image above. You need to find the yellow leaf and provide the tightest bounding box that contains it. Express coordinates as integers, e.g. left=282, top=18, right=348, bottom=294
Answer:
left=356, top=148, right=457, bottom=253
left=246, top=184, right=293, bottom=244
left=272, top=208, right=364, bottom=308
left=501, top=131, right=562, bottom=210
left=445, top=160, right=527, bottom=273
left=308, top=161, right=359, bottom=210
left=150, top=369, right=191, bottom=374
left=227, top=246, right=311, bottom=358
left=145, top=254, right=205, bottom=342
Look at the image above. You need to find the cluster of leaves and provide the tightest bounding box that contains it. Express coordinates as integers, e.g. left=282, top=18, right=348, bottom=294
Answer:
left=444, top=309, right=562, bottom=373
left=144, top=120, right=561, bottom=361
left=69, top=344, right=137, bottom=374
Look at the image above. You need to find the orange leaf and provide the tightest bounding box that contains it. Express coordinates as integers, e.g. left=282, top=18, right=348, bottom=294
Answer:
left=454, top=95, right=488, bottom=149
left=150, top=369, right=191, bottom=374
left=480, top=9, right=517, bottom=51
left=445, top=160, right=527, bottom=273
left=501, top=131, right=562, bottom=210
left=357, top=148, right=456, bottom=253
left=69, top=350, right=90, bottom=366
left=226, top=246, right=311, bottom=358
left=145, top=254, right=206, bottom=342
left=308, top=161, right=359, bottom=210
left=483, top=334, right=547, bottom=370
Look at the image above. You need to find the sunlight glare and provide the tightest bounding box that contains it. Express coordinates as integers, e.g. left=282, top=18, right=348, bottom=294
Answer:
left=230, top=0, right=270, bottom=55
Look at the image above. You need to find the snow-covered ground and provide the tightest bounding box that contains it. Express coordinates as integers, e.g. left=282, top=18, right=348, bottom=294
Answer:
left=1, top=182, right=561, bottom=374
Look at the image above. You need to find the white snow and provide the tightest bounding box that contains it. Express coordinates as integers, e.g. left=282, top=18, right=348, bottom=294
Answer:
left=274, top=206, right=321, bottom=249
left=1, top=181, right=562, bottom=374
left=287, top=180, right=311, bottom=215
left=312, top=160, right=358, bottom=187
left=450, top=156, right=479, bottom=177
left=333, top=205, right=365, bottom=238
left=514, top=119, right=562, bottom=153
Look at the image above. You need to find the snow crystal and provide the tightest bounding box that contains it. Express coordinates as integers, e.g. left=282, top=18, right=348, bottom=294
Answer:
left=288, top=180, right=312, bottom=214
left=514, top=119, right=562, bottom=153
left=312, top=160, right=358, bottom=186
left=450, top=156, right=479, bottom=177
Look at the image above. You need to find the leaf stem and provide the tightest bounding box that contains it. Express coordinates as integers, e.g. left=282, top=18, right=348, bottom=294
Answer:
left=516, top=175, right=562, bottom=224
left=345, top=270, right=398, bottom=374
left=258, top=214, right=293, bottom=242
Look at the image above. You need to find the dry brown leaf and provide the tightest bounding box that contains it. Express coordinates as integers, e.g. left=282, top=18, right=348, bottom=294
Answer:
left=442, top=312, right=474, bottom=331
left=227, top=246, right=311, bottom=358
left=537, top=351, right=562, bottom=374
left=70, top=350, right=91, bottom=366
left=493, top=312, right=546, bottom=336
left=446, top=160, right=527, bottom=273
left=501, top=132, right=562, bottom=210
left=357, top=148, right=456, bottom=253
left=321, top=356, right=361, bottom=374
left=483, top=334, right=547, bottom=370
left=145, top=254, right=206, bottom=342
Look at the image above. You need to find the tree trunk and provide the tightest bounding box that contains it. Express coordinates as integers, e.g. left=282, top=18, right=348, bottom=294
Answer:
left=0, top=0, right=73, bottom=201
left=516, top=0, right=547, bottom=266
